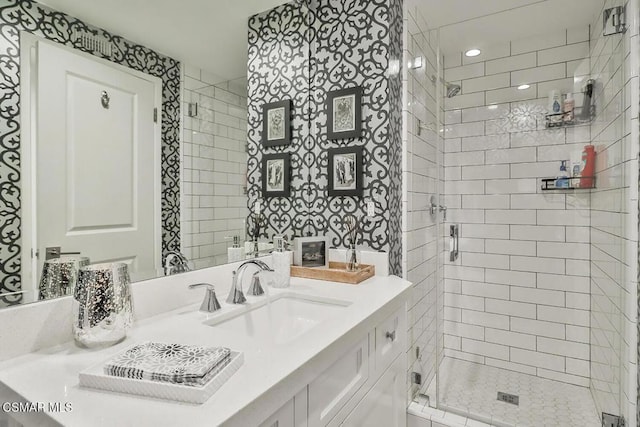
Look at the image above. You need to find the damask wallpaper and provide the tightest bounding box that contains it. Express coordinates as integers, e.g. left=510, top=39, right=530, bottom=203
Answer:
left=248, top=0, right=403, bottom=275
left=247, top=2, right=311, bottom=240
left=0, top=0, right=181, bottom=306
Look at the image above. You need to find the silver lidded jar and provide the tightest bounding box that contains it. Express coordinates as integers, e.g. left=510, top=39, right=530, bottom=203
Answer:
left=73, top=262, right=133, bottom=348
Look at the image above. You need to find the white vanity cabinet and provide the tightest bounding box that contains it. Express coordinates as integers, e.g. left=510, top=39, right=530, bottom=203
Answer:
left=308, top=336, right=370, bottom=427
left=258, top=302, right=408, bottom=427
left=340, top=355, right=406, bottom=427
left=259, top=388, right=307, bottom=427
left=259, top=398, right=295, bottom=427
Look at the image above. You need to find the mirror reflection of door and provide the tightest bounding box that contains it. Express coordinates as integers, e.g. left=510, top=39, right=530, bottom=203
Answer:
left=20, top=36, right=162, bottom=300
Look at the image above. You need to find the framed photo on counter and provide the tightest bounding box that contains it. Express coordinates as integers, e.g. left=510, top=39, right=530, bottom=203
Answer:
left=293, top=236, right=330, bottom=268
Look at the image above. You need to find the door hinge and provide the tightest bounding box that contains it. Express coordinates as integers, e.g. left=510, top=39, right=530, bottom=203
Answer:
left=602, top=413, right=625, bottom=427
left=153, top=108, right=158, bottom=123
left=411, top=372, right=422, bottom=385
left=603, top=6, right=626, bottom=36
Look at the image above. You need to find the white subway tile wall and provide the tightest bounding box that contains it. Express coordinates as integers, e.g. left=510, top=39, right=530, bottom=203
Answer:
left=589, top=0, right=639, bottom=424
left=442, top=27, right=595, bottom=388
left=402, top=4, right=443, bottom=401
left=180, top=66, right=248, bottom=269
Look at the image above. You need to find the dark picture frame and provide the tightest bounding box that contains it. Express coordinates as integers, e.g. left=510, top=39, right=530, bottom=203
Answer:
left=262, top=153, right=291, bottom=197
left=262, top=100, right=292, bottom=147
left=328, top=146, right=363, bottom=197
left=327, top=86, right=362, bottom=139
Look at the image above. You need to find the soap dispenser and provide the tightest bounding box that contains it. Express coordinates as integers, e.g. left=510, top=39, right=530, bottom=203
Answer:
left=271, top=235, right=292, bottom=288
left=226, top=235, right=244, bottom=262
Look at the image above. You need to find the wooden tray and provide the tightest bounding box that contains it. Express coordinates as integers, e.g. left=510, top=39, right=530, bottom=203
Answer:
left=290, top=262, right=375, bottom=284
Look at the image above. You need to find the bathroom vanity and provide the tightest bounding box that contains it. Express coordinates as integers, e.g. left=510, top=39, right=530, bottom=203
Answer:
left=0, top=271, right=410, bottom=427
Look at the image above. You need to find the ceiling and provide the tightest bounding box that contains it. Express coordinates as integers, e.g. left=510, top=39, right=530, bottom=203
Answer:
left=38, top=0, right=605, bottom=78
left=417, top=0, right=603, bottom=54
left=38, top=0, right=287, bottom=82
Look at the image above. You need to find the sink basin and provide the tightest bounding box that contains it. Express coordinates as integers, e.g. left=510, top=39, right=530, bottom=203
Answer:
left=204, top=293, right=351, bottom=344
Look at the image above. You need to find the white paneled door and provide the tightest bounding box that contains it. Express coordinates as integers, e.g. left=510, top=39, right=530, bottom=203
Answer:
left=26, top=38, right=161, bottom=292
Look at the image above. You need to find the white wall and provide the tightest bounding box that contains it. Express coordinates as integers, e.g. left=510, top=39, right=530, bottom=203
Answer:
left=442, top=27, right=594, bottom=387
left=402, top=2, right=443, bottom=400
left=180, top=65, right=248, bottom=269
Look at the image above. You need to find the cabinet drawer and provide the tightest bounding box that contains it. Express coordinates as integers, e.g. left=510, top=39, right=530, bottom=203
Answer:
left=308, top=335, right=369, bottom=427
left=375, top=305, right=406, bottom=372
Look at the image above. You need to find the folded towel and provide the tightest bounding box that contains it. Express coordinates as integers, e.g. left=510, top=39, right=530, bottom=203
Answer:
left=104, top=342, right=231, bottom=387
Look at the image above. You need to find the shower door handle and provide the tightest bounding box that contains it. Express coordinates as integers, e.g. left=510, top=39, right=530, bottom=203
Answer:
left=449, top=225, right=459, bottom=262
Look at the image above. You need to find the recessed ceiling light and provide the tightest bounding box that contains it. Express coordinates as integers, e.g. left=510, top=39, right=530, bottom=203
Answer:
left=488, top=104, right=498, bottom=110
left=517, top=84, right=531, bottom=90
left=465, top=49, right=481, bottom=57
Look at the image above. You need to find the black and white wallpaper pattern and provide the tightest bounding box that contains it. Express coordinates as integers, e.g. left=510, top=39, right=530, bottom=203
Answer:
left=247, top=2, right=311, bottom=240
left=387, top=0, right=403, bottom=276
left=247, top=0, right=403, bottom=275
left=0, top=0, right=181, bottom=306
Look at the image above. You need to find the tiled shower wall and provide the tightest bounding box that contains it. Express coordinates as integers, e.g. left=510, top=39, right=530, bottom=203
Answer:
left=442, top=28, right=595, bottom=387
left=180, top=66, right=248, bottom=268
left=589, top=0, right=639, bottom=423
left=402, top=2, right=443, bottom=400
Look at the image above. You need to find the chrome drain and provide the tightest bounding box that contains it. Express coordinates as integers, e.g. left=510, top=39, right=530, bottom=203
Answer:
left=497, top=392, right=519, bottom=406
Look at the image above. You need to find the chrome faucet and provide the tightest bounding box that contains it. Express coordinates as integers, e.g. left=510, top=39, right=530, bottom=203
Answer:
left=164, top=251, right=191, bottom=276
left=226, top=260, right=274, bottom=304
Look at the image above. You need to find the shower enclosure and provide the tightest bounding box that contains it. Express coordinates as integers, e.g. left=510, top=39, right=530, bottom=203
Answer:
left=404, top=1, right=638, bottom=426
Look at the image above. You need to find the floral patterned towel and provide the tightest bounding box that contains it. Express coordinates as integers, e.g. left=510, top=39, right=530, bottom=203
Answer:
left=104, top=342, right=231, bottom=387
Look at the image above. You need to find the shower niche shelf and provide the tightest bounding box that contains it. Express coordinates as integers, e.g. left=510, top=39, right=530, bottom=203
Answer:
left=540, top=177, right=595, bottom=191
left=544, top=106, right=595, bottom=129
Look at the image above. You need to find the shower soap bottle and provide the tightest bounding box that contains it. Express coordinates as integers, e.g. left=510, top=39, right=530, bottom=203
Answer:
left=555, top=160, right=570, bottom=189
left=563, top=93, right=575, bottom=123
left=271, top=235, right=292, bottom=288
left=548, top=90, right=562, bottom=114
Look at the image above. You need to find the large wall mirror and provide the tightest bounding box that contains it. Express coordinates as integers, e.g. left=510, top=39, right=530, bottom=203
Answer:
left=0, top=0, right=312, bottom=308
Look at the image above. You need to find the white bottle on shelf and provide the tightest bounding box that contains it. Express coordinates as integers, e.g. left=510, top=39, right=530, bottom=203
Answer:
left=548, top=90, right=562, bottom=114
left=271, top=235, right=292, bottom=288
left=563, top=93, right=575, bottom=123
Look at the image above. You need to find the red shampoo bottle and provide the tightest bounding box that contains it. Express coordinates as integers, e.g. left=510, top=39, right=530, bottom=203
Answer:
left=580, top=145, right=595, bottom=188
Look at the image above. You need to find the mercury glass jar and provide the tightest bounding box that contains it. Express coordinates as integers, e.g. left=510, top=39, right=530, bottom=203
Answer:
left=73, top=262, right=133, bottom=348
left=39, top=256, right=90, bottom=300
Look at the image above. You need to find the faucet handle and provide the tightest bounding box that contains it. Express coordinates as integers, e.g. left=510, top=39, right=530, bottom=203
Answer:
left=226, top=271, right=247, bottom=304
left=248, top=272, right=265, bottom=296
left=189, top=283, right=222, bottom=312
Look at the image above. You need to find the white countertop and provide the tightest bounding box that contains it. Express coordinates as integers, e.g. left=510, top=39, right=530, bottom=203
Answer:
left=0, top=275, right=411, bottom=427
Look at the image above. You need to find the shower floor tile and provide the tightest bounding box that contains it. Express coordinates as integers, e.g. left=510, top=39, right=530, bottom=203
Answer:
left=426, top=357, right=600, bottom=427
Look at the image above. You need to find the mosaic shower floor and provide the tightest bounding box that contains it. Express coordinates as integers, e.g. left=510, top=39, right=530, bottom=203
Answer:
left=423, top=358, right=601, bottom=427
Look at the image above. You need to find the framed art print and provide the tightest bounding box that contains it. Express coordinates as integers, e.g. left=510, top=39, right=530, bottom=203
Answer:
left=328, top=146, right=363, bottom=197
left=327, top=87, right=362, bottom=139
left=262, top=100, right=292, bottom=147
left=262, top=153, right=291, bottom=197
